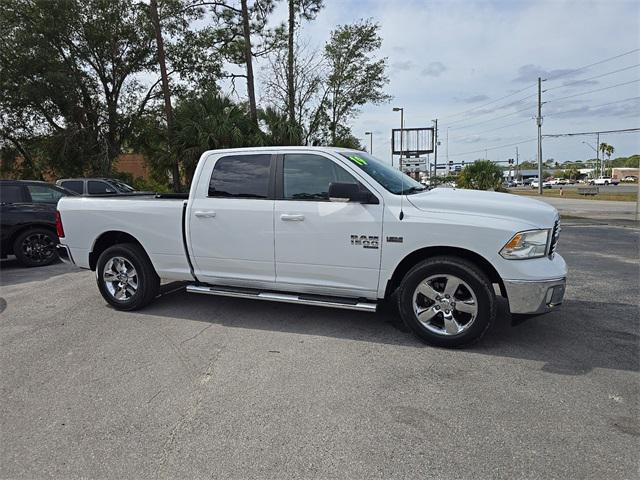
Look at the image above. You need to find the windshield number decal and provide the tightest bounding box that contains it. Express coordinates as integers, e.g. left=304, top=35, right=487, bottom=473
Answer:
left=348, top=155, right=367, bottom=166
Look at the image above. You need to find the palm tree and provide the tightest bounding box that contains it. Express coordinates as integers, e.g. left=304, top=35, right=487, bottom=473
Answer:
left=599, top=142, right=615, bottom=176
left=173, top=92, right=263, bottom=182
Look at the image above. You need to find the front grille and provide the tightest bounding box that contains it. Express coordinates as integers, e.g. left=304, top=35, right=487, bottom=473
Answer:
left=549, top=218, right=560, bottom=255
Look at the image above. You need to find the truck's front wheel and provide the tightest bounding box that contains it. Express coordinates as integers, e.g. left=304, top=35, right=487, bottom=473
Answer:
left=96, top=243, right=160, bottom=311
left=397, top=256, right=496, bottom=347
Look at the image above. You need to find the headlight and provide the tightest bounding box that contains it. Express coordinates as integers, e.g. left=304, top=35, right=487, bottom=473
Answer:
left=500, top=229, right=550, bottom=259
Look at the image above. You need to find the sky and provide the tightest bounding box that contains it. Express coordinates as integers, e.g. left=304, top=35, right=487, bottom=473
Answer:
left=240, top=0, right=640, bottom=166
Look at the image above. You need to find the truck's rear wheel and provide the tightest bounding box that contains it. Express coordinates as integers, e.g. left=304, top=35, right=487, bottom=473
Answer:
left=397, top=256, right=496, bottom=347
left=96, top=243, right=159, bottom=311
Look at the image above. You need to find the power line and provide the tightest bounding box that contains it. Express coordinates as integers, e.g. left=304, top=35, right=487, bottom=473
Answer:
left=448, top=138, right=537, bottom=158
left=449, top=118, right=532, bottom=141
left=546, top=64, right=640, bottom=91
left=546, top=96, right=640, bottom=117
left=546, top=48, right=640, bottom=82
left=438, top=84, right=536, bottom=121
left=448, top=104, right=535, bottom=131
left=547, top=78, right=640, bottom=103
left=445, top=92, right=537, bottom=126
left=543, top=127, right=640, bottom=138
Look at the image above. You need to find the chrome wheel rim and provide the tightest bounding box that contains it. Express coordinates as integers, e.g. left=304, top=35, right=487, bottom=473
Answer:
left=412, top=274, right=478, bottom=336
left=22, top=233, right=55, bottom=263
left=103, top=256, right=138, bottom=301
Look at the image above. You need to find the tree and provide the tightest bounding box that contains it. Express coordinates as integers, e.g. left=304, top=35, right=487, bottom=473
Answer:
left=0, top=0, right=222, bottom=179
left=208, top=0, right=280, bottom=126
left=150, top=0, right=180, bottom=191
left=286, top=0, right=323, bottom=130
left=323, top=19, right=391, bottom=145
left=262, top=39, right=325, bottom=144
left=457, top=160, right=504, bottom=191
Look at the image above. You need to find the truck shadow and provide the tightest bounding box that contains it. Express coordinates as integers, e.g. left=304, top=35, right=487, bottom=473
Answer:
left=142, top=289, right=638, bottom=375
left=0, top=257, right=78, bottom=287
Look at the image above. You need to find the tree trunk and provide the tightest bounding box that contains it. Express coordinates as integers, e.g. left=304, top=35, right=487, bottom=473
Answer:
left=287, top=0, right=296, bottom=126
left=241, top=0, right=258, bottom=126
left=150, top=0, right=180, bottom=192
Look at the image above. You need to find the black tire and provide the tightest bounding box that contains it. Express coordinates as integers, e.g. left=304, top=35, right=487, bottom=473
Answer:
left=96, top=243, right=160, bottom=311
left=396, top=256, right=496, bottom=348
left=13, top=228, right=59, bottom=267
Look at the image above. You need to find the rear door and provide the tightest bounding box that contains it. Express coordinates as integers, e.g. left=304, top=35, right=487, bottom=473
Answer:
left=188, top=153, right=276, bottom=287
left=274, top=152, right=383, bottom=297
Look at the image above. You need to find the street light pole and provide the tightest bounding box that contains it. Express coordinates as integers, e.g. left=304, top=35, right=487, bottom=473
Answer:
left=365, top=131, right=373, bottom=154
left=393, top=107, right=404, bottom=171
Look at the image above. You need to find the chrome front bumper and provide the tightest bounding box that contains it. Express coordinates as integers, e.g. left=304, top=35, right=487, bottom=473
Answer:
left=56, top=244, right=75, bottom=265
left=503, top=277, right=566, bottom=315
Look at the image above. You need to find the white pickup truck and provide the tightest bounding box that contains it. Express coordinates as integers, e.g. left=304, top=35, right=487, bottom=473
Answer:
left=57, top=147, right=566, bottom=347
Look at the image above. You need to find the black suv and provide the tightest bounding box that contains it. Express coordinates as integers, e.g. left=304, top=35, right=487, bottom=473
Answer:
left=0, top=180, right=76, bottom=266
left=56, top=177, right=137, bottom=195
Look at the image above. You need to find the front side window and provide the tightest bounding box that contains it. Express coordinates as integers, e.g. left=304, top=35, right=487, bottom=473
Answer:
left=283, top=154, right=357, bottom=201
left=209, top=154, right=271, bottom=198
left=338, top=151, right=426, bottom=195
left=88, top=181, right=116, bottom=195
left=26, top=184, right=67, bottom=204
left=61, top=180, right=84, bottom=194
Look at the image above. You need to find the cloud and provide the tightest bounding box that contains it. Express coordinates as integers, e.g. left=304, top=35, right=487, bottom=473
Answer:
left=421, top=61, right=447, bottom=77
left=459, top=94, right=490, bottom=103
left=512, top=64, right=581, bottom=83
left=392, top=60, right=413, bottom=71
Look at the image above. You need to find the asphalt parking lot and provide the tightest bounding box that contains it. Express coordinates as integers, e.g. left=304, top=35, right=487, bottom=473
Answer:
left=1, top=221, right=638, bottom=479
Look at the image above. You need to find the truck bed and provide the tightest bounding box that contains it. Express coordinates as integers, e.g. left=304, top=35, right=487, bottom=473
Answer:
left=57, top=195, right=192, bottom=280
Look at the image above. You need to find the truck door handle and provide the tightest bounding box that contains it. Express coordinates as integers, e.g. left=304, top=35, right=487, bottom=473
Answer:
left=280, top=214, right=305, bottom=222
left=194, top=210, right=216, bottom=218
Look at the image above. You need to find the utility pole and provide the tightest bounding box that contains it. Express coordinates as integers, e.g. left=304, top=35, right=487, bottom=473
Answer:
left=537, top=77, right=544, bottom=195
left=596, top=132, right=601, bottom=177
left=515, top=146, right=519, bottom=182
left=432, top=119, right=438, bottom=183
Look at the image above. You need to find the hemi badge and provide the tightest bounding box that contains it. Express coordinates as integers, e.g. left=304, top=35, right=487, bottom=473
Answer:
left=386, top=236, right=403, bottom=243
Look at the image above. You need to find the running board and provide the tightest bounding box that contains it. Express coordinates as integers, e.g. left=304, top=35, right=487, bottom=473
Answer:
left=186, top=284, right=378, bottom=312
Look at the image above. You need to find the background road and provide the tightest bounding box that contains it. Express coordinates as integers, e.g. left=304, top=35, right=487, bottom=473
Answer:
left=1, top=222, right=638, bottom=479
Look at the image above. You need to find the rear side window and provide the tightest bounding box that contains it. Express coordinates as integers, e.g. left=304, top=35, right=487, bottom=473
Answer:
left=208, top=155, right=271, bottom=198
left=88, top=181, right=116, bottom=194
left=27, top=184, right=66, bottom=204
left=61, top=180, right=84, bottom=194
left=0, top=185, right=25, bottom=204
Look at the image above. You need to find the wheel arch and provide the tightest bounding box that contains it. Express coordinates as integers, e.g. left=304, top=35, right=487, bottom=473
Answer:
left=384, top=246, right=506, bottom=299
left=89, top=230, right=148, bottom=271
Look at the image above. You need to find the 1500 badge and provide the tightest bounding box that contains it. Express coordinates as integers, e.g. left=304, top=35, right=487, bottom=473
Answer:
left=350, top=235, right=379, bottom=249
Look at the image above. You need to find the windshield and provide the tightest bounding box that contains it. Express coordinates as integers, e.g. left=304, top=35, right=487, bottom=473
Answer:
left=338, top=151, right=426, bottom=195
left=107, top=180, right=135, bottom=192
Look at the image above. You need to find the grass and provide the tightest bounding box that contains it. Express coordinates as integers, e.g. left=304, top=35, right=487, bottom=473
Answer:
left=510, top=188, right=638, bottom=202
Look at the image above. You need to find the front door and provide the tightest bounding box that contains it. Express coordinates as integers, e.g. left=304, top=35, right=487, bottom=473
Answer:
left=274, top=152, right=383, bottom=298
left=188, top=153, right=276, bottom=286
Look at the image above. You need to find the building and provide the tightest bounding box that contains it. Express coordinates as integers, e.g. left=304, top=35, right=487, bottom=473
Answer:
left=611, top=167, right=639, bottom=180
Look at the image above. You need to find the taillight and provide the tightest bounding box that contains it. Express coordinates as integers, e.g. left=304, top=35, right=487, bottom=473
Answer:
left=55, top=210, right=65, bottom=238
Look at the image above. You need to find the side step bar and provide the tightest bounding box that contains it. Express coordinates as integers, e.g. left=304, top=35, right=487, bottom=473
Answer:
left=186, top=284, right=378, bottom=313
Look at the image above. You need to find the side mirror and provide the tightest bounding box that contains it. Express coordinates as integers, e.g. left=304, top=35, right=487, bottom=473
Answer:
left=328, top=182, right=378, bottom=204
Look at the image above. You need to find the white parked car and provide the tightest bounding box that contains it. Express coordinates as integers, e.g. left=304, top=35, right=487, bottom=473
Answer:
left=56, top=147, right=566, bottom=348
left=531, top=179, right=552, bottom=189
left=589, top=177, right=619, bottom=186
